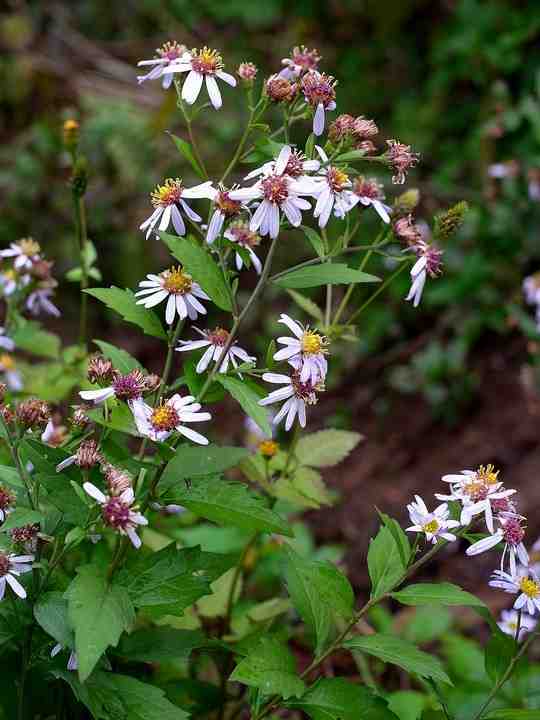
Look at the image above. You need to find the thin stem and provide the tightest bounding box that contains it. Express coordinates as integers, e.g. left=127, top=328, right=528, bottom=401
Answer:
left=220, top=106, right=256, bottom=185
left=72, top=191, right=89, bottom=349
left=197, top=236, right=279, bottom=401
left=268, top=244, right=384, bottom=283
left=174, top=79, right=208, bottom=180
left=1, top=419, right=34, bottom=508
left=344, top=262, right=409, bottom=328
left=472, top=628, right=540, bottom=720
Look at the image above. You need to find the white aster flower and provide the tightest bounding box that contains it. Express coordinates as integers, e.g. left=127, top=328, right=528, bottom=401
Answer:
left=274, top=314, right=329, bottom=384
left=163, top=46, right=237, bottom=109
left=223, top=221, right=262, bottom=274
left=131, top=393, right=211, bottom=445
left=0, top=552, right=33, bottom=600
left=259, top=370, right=323, bottom=430
left=137, top=41, right=190, bottom=88
left=26, top=287, right=60, bottom=317
left=79, top=369, right=147, bottom=406
left=406, top=495, right=460, bottom=544
left=205, top=186, right=245, bottom=244
left=466, top=513, right=529, bottom=576
left=342, top=176, right=392, bottom=224
left=83, top=482, right=147, bottom=549
left=135, top=266, right=209, bottom=325
left=51, top=643, right=78, bottom=671
left=0, top=239, right=41, bottom=270
left=0, top=354, right=22, bottom=391
left=497, top=609, right=537, bottom=640
left=140, top=178, right=214, bottom=240
left=244, top=146, right=320, bottom=183
left=229, top=147, right=315, bottom=239
left=0, top=328, right=14, bottom=352
left=490, top=568, right=540, bottom=615
left=405, top=240, right=443, bottom=308
left=310, top=147, right=353, bottom=227
left=176, top=327, right=255, bottom=375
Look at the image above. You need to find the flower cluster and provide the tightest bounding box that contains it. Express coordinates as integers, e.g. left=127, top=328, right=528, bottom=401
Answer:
left=406, top=464, right=538, bottom=640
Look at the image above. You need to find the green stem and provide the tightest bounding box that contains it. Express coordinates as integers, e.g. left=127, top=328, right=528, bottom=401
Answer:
left=220, top=106, right=256, bottom=185
left=344, top=262, right=409, bottom=328
left=72, top=191, right=89, bottom=349
left=1, top=419, right=34, bottom=508
left=174, top=80, right=208, bottom=180
left=268, top=244, right=385, bottom=283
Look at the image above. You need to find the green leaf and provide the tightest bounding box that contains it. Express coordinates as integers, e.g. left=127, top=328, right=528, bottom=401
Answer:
left=160, top=444, right=249, bottom=488
left=11, top=318, right=60, bottom=359
left=387, top=691, right=425, bottom=720
left=391, top=582, right=486, bottom=608
left=230, top=636, right=305, bottom=699
left=93, top=339, right=144, bottom=374
left=344, top=634, right=451, bottom=685
left=87, top=403, right=138, bottom=436
left=34, top=591, right=74, bottom=649
left=0, top=464, right=23, bottom=487
left=377, top=511, right=411, bottom=567
left=485, top=632, right=515, bottom=685
left=1, top=507, right=43, bottom=531
left=296, top=430, right=363, bottom=468
left=484, top=712, right=540, bottom=720
left=85, top=287, right=166, bottom=339
left=117, top=628, right=206, bottom=663
left=274, top=263, right=380, bottom=289
left=116, top=544, right=237, bottom=617
left=286, top=289, right=324, bottom=322
left=39, top=474, right=88, bottom=526
left=286, top=677, right=396, bottom=720
left=161, top=233, right=232, bottom=311
left=367, top=526, right=406, bottom=599
left=283, top=545, right=354, bottom=654
left=65, top=564, right=135, bottom=682
left=163, top=474, right=292, bottom=536
left=336, top=149, right=367, bottom=162
left=216, top=375, right=272, bottom=436
left=291, top=466, right=332, bottom=507
left=169, top=132, right=206, bottom=179
left=300, top=226, right=325, bottom=257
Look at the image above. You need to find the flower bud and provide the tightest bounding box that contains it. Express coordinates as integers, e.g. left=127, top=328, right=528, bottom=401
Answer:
left=75, top=439, right=102, bottom=469
left=10, top=523, right=39, bottom=550
left=328, top=114, right=355, bottom=144
left=87, top=354, right=115, bottom=384
left=0, top=484, right=16, bottom=518
left=16, top=399, right=50, bottom=429
left=1, top=405, right=14, bottom=424
left=265, top=74, right=297, bottom=104
left=386, top=139, right=419, bottom=184
left=393, top=189, right=420, bottom=215
left=259, top=440, right=279, bottom=458
left=63, top=119, right=79, bottom=150
left=352, top=116, right=378, bottom=139
left=433, top=201, right=469, bottom=241
left=237, top=62, right=258, bottom=83
left=71, top=156, right=88, bottom=197
left=71, top=405, right=90, bottom=428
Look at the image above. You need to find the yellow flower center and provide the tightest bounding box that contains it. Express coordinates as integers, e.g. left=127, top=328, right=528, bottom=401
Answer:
left=191, top=47, right=223, bottom=75
left=151, top=179, right=183, bottom=207
left=463, top=481, right=488, bottom=501
left=423, top=519, right=439, bottom=534
left=162, top=267, right=192, bottom=295
left=259, top=440, right=279, bottom=458
left=301, top=331, right=328, bottom=355
left=150, top=403, right=179, bottom=431
left=476, top=464, right=499, bottom=485
left=18, top=238, right=40, bottom=255
left=327, top=167, right=349, bottom=193
left=63, top=119, right=79, bottom=133
left=519, top=577, right=540, bottom=598
left=208, top=327, right=230, bottom=346
left=0, top=354, right=15, bottom=371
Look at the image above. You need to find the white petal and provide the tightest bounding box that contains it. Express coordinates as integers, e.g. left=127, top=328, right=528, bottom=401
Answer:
left=275, top=145, right=292, bottom=175
left=6, top=573, right=26, bottom=598
left=313, top=103, right=325, bottom=136
left=182, top=70, right=203, bottom=104
left=216, top=70, right=237, bottom=87
left=205, top=75, right=222, bottom=109
left=83, top=482, right=107, bottom=504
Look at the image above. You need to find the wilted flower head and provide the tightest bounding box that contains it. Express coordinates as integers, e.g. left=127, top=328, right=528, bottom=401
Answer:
left=394, top=214, right=422, bottom=246
left=405, top=240, right=443, bottom=308
left=56, top=439, right=102, bottom=472
left=16, top=399, right=50, bottom=429
left=10, top=523, right=39, bottom=552
left=237, top=62, right=258, bottom=82
left=224, top=221, right=262, bottom=274
left=80, top=368, right=147, bottom=405
left=265, top=74, right=298, bottom=104
left=352, top=116, right=379, bottom=140
left=87, top=354, right=115, bottom=384
left=102, top=463, right=133, bottom=497
left=143, top=374, right=162, bottom=393
left=328, top=114, right=355, bottom=144
left=0, top=484, right=16, bottom=522
left=386, top=140, right=419, bottom=184
left=70, top=405, right=90, bottom=428
left=301, top=71, right=337, bottom=136
left=281, top=46, right=321, bottom=79
left=433, top=201, right=468, bottom=241
left=259, top=370, right=324, bottom=430
left=83, top=482, right=147, bottom=549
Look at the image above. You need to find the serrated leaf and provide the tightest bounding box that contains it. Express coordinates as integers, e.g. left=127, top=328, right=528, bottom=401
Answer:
left=116, top=544, right=237, bottom=617
left=160, top=444, right=249, bottom=489
left=274, top=263, right=380, bottom=289
left=296, top=430, right=362, bottom=468
left=161, top=233, right=232, bottom=311
left=163, top=475, right=292, bottom=536
left=377, top=511, right=411, bottom=567
left=34, top=591, right=74, bottom=649
left=286, top=289, right=324, bottom=321
left=368, top=526, right=406, bottom=599
left=286, top=677, right=396, bottom=720
left=117, top=628, right=206, bottom=663
left=85, top=287, right=166, bottom=339
left=65, top=564, right=135, bottom=682
left=1, top=507, right=43, bottom=531
left=292, top=466, right=332, bottom=506
left=169, top=132, right=205, bottom=178
left=230, top=636, right=305, bottom=699
left=391, top=582, right=486, bottom=608
left=283, top=546, right=354, bottom=654
left=344, top=634, right=451, bottom=685
left=216, top=375, right=271, bottom=436
left=93, top=339, right=144, bottom=374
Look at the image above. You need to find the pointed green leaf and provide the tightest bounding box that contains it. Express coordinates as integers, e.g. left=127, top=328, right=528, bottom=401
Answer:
left=160, top=444, right=249, bottom=488
left=368, top=526, right=406, bottom=599
left=286, top=677, right=396, bottom=720
left=169, top=132, right=205, bottom=178
left=296, top=430, right=362, bottom=468
left=93, top=339, right=144, bottom=374
left=34, top=591, right=74, bottom=649
left=117, top=628, right=206, bottom=663
left=286, top=289, right=324, bottom=322
left=274, top=263, right=380, bottom=289
left=391, top=582, right=486, bottom=608
left=216, top=375, right=271, bottom=436
left=230, top=636, right=305, bottom=699
left=85, top=287, right=166, bottom=339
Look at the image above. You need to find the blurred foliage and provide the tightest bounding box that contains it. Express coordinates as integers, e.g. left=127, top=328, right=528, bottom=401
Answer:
left=1, top=0, right=540, bottom=419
